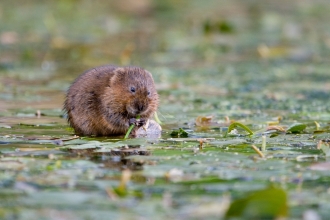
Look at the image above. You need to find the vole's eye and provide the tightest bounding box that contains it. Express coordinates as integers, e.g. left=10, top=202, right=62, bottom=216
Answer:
left=130, top=87, right=136, bottom=93
left=147, top=91, right=150, bottom=96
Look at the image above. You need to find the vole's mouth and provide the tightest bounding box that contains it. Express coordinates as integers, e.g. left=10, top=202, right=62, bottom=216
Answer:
left=126, top=105, right=147, bottom=117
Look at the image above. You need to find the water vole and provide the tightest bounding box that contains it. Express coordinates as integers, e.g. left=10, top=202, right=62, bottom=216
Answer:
left=64, top=65, right=159, bottom=136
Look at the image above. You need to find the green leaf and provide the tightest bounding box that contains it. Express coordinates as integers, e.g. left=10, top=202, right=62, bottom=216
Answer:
left=170, top=128, right=188, bottom=138
left=178, top=177, right=228, bottom=185
left=124, top=115, right=141, bottom=139
left=286, top=123, right=307, bottom=133
left=217, top=20, right=234, bottom=33
left=225, top=186, right=288, bottom=219
left=224, top=122, right=254, bottom=137
left=154, top=111, right=162, bottom=124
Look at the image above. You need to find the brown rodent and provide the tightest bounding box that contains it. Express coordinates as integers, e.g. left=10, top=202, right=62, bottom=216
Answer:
left=64, top=65, right=159, bottom=136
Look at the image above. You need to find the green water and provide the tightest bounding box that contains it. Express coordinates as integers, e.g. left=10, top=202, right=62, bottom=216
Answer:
left=0, top=0, right=330, bottom=219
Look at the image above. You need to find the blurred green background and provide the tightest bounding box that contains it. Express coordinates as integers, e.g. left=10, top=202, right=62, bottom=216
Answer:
left=1, top=0, right=329, bottom=113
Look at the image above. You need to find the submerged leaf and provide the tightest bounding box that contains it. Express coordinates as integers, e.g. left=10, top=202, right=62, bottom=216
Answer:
left=225, top=186, right=288, bottom=219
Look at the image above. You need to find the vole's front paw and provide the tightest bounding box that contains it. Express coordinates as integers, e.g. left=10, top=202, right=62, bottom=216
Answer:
left=129, top=118, right=137, bottom=126
left=138, top=118, right=146, bottom=127
left=129, top=118, right=146, bottom=127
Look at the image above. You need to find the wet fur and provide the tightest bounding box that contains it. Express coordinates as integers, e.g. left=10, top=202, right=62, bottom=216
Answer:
left=64, top=65, right=159, bottom=136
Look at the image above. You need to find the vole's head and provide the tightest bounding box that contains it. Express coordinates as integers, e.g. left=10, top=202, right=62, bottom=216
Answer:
left=107, top=66, right=158, bottom=118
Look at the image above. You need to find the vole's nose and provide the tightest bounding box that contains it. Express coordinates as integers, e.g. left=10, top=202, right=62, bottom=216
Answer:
left=136, top=103, right=145, bottom=113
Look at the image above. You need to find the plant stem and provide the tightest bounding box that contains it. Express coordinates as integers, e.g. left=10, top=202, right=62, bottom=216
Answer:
left=154, top=112, right=162, bottom=124
left=124, top=115, right=140, bottom=139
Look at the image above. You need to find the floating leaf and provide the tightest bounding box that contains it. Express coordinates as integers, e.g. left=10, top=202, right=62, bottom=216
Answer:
left=195, top=115, right=213, bottom=127
left=117, top=138, right=148, bottom=146
left=225, top=186, right=288, bottom=219
left=270, top=133, right=279, bottom=138
left=225, top=122, right=254, bottom=137
left=286, top=123, right=307, bottom=133
left=66, top=141, right=103, bottom=150
left=178, top=177, right=227, bottom=185
left=296, top=154, right=318, bottom=161
left=0, top=124, right=11, bottom=128
left=257, top=44, right=291, bottom=59
left=266, top=120, right=280, bottom=126
left=266, top=125, right=285, bottom=132
left=170, top=128, right=188, bottom=138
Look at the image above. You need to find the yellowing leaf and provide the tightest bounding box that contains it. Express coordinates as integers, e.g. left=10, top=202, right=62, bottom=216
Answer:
left=195, top=115, right=213, bottom=127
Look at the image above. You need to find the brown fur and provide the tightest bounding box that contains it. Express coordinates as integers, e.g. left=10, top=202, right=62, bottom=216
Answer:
left=64, top=65, right=159, bottom=136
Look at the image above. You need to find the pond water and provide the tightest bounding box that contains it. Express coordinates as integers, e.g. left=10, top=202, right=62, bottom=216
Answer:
left=0, top=0, right=330, bottom=219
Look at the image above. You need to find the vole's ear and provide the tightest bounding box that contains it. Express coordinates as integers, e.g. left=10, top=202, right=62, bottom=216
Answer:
left=110, top=67, right=126, bottom=85
left=114, top=67, right=126, bottom=75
